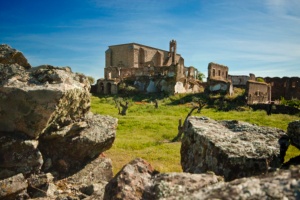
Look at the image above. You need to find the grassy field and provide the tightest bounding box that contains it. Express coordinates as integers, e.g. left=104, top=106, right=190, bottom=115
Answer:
left=91, top=94, right=300, bottom=175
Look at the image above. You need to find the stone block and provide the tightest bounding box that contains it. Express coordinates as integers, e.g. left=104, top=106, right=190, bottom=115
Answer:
left=181, top=116, right=286, bottom=181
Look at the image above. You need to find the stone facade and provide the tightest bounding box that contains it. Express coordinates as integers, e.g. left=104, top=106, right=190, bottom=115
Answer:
left=96, top=40, right=202, bottom=94
left=264, top=77, right=300, bottom=101
left=207, top=62, right=228, bottom=81
left=246, top=80, right=271, bottom=104
left=207, top=62, right=232, bottom=94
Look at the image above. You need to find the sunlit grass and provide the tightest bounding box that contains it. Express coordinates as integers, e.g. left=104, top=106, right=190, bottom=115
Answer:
left=91, top=94, right=300, bottom=175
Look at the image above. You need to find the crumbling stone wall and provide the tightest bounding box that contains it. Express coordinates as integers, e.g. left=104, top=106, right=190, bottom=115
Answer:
left=206, top=62, right=232, bottom=94
left=264, top=77, right=300, bottom=101
left=207, top=62, right=228, bottom=81
left=228, top=75, right=250, bottom=87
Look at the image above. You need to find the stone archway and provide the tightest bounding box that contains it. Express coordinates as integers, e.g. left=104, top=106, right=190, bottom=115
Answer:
left=98, top=82, right=105, bottom=94
left=139, top=48, right=145, bottom=67
left=106, top=82, right=112, bottom=94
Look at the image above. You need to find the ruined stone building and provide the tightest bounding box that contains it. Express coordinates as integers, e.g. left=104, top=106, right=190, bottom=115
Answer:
left=95, top=40, right=202, bottom=94
left=207, top=62, right=233, bottom=95
left=246, top=80, right=271, bottom=104
left=206, top=63, right=271, bottom=104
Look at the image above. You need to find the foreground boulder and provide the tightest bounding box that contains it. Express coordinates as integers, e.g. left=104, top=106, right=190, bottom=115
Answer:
left=104, top=158, right=155, bottom=200
left=39, top=112, right=116, bottom=175
left=288, top=120, right=300, bottom=149
left=104, top=158, right=223, bottom=200
left=152, top=172, right=223, bottom=199
left=181, top=117, right=287, bottom=181
left=0, top=64, right=91, bottom=139
left=0, top=173, right=28, bottom=200
left=0, top=133, right=43, bottom=179
left=105, top=158, right=300, bottom=200
left=0, top=44, right=31, bottom=69
left=0, top=45, right=118, bottom=199
left=194, top=165, right=300, bottom=199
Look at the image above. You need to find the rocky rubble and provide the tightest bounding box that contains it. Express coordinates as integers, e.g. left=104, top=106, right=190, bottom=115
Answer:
left=0, top=44, right=31, bottom=69
left=103, top=158, right=223, bottom=200
left=181, top=116, right=287, bottom=181
left=103, top=157, right=300, bottom=200
left=192, top=165, right=300, bottom=199
left=0, top=45, right=117, bottom=199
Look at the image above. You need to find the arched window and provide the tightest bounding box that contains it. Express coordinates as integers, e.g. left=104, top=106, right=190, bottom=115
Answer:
left=156, top=51, right=162, bottom=66
left=139, top=48, right=145, bottom=67
left=107, top=82, right=112, bottom=94
left=212, top=69, right=215, bottom=77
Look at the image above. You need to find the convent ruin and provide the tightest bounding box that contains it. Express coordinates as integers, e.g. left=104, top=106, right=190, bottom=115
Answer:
left=94, top=40, right=299, bottom=105
left=95, top=40, right=202, bottom=94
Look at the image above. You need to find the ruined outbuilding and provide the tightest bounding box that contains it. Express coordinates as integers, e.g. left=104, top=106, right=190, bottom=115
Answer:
left=95, top=40, right=203, bottom=94
left=246, top=80, right=271, bottom=104
left=207, top=62, right=233, bottom=95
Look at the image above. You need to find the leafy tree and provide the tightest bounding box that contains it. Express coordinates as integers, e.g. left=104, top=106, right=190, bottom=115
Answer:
left=256, top=77, right=265, bottom=83
left=87, top=76, right=95, bottom=85
left=197, top=72, right=206, bottom=82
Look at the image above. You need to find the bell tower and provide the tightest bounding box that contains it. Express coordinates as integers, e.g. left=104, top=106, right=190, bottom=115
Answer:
left=169, top=39, right=177, bottom=65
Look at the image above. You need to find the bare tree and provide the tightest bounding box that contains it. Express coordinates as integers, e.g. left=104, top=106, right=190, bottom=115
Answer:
left=120, top=101, right=129, bottom=115
left=154, top=99, right=158, bottom=109
left=172, top=99, right=206, bottom=142
left=114, top=98, right=129, bottom=115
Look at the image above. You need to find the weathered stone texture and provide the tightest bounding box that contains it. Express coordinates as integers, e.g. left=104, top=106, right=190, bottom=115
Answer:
left=39, top=112, right=117, bottom=174
left=0, top=64, right=91, bottom=139
left=287, top=120, right=300, bottom=149
left=0, top=45, right=117, bottom=200
left=104, top=158, right=155, bottom=200
left=0, top=134, right=43, bottom=179
left=153, top=172, right=223, bottom=199
left=0, top=44, right=31, bottom=69
left=27, top=173, right=57, bottom=198
left=193, top=165, right=300, bottom=200
left=0, top=173, right=28, bottom=200
left=181, top=116, right=286, bottom=181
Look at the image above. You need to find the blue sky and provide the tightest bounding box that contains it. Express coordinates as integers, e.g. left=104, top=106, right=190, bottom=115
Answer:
left=1, top=0, right=300, bottom=80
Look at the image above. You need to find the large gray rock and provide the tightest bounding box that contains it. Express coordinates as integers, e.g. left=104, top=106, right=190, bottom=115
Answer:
left=39, top=112, right=117, bottom=175
left=287, top=120, right=300, bottom=149
left=0, top=173, right=28, bottom=200
left=55, top=157, right=113, bottom=199
left=66, top=156, right=113, bottom=184
left=0, top=64, right=91, bottom=139
left=0, top=44, right=31, bottom=69
left=104, top=158, right=224, bottom=200
left=104, top=158, right=300, bottom=200
left=181, top=117, right=287, bottom=181
left=0, top=133, right=43, bottom=179
left=27, top=173, right=57, bottom=198
left=193, top=165, right=300, bottom=199
left=153, top=172, right=223, bottom=199
left=104, top=158, right=156, bottom=200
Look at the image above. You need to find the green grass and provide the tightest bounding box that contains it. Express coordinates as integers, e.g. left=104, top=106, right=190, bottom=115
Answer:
left=91, top=94, right=300, bottom=175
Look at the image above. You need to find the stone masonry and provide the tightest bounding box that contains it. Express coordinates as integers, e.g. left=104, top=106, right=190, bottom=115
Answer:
left=181, top=116, right=287, bottom=181
left=96, top=40, right=202, bottom=95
